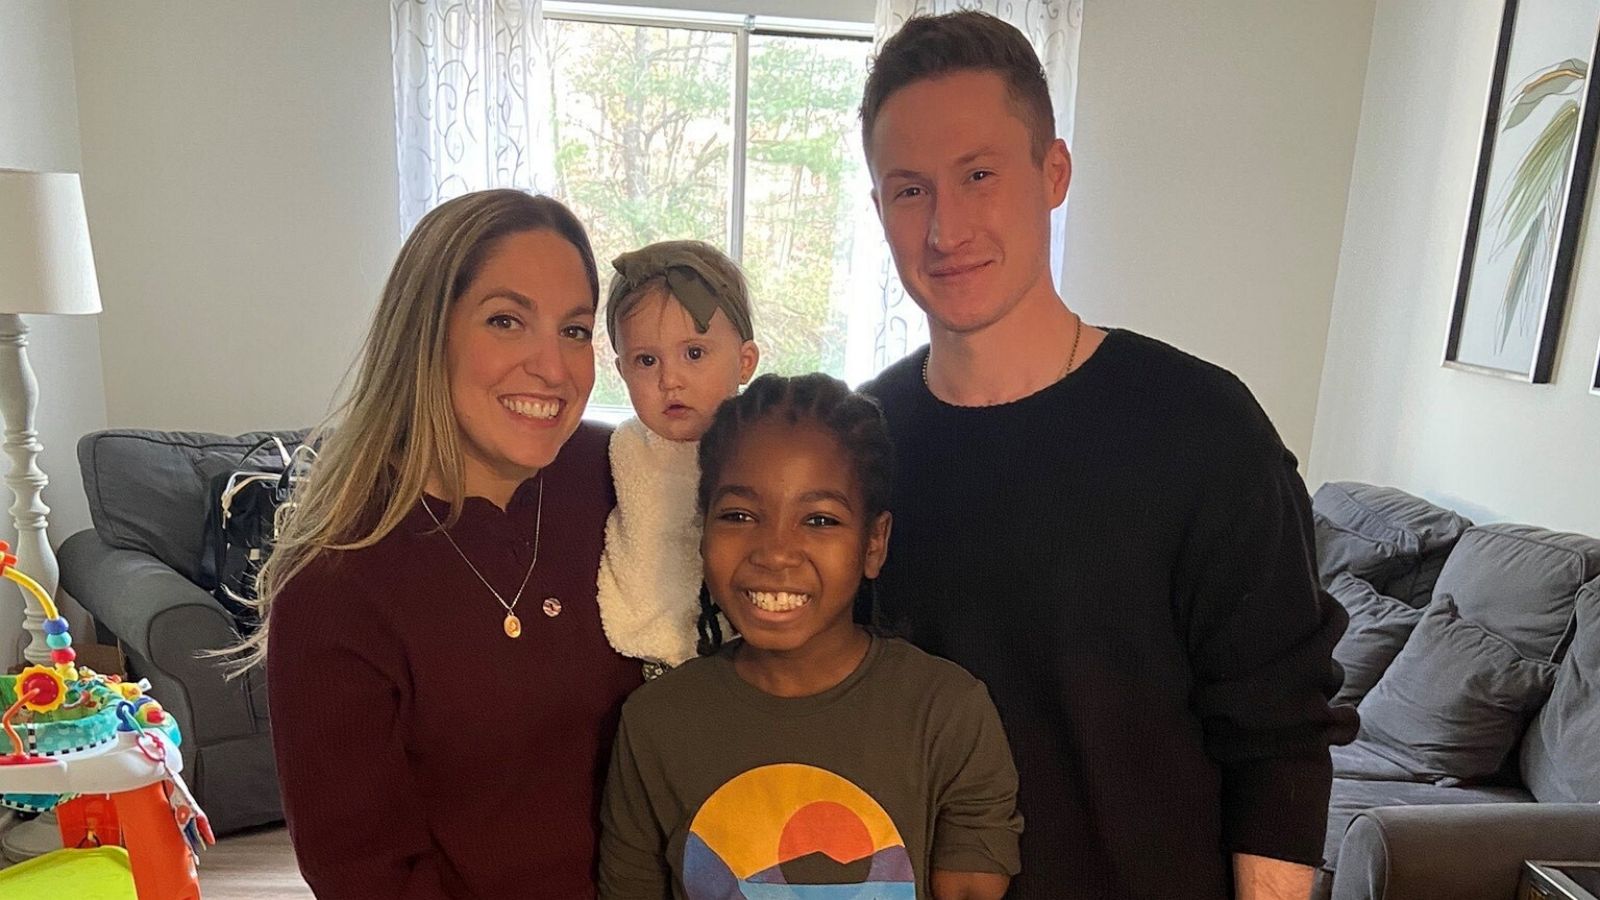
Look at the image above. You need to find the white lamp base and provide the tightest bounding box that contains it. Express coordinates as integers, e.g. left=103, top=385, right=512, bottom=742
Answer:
left=0, top=312, right=59, bottom=665
left=0, top=313, right=66, bottom=863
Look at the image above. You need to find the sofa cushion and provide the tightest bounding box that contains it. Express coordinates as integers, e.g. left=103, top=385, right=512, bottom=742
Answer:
left=1330, top=741, right=1429, bottom=782
left=1311, top=482, right=1470, bottom=606
left=1386, top=551, right=1452, bottom=611
left=78, top=429, right=310, bottom=582
left=1433, top=524, right=1600, bottom=661
left=1522, top=578, right=1600, bottom=803
left=1328, top=573, right=1424, bottom=706
left=1313, top=514, right=1406, bottom=588
left=1356, top=597, right=1557, bottom=785
left=1321, top=776, right=1532, bottom=873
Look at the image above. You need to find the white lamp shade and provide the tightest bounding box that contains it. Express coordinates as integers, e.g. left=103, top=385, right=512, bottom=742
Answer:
left=0, top=170, right=103, bottom=316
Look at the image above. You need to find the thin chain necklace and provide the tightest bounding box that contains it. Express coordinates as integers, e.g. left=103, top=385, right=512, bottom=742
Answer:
left=423, top=479, right=543, bottom=639
left=922, top=313, right=1084, bottom=406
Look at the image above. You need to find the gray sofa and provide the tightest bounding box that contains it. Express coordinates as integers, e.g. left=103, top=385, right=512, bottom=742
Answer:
left=1311, top=482, right=1600, bottom=900
left=58, top=427, right=308, bottom=835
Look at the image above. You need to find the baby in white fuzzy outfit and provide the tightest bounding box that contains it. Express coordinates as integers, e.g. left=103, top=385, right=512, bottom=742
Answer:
left=597, top=240, right=759, bottom=678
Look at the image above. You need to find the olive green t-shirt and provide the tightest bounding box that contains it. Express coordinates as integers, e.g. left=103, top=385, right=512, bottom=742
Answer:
left=599, top=635, right=1022, bottom=900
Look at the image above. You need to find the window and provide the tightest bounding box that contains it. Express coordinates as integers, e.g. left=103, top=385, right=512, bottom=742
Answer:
left=541, top=3, right=882, bottom=417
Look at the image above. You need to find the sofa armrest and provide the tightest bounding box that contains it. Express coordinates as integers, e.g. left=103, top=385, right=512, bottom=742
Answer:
left=58, top=529, right=265, bottom=747
left=59, top=530, right=235, bottom=660
left=1330, top=803, right=1600, bottom=900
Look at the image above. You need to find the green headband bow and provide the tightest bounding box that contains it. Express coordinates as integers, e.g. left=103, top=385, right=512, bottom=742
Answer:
left=606, top=242, right=754, bottom=347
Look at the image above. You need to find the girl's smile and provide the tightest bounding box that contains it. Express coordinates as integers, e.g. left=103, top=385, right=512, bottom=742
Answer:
left=701, top=417, right=890, bottom=695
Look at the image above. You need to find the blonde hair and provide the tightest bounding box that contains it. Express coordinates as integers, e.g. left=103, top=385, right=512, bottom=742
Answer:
left=231, top=190, right=598, bottom=671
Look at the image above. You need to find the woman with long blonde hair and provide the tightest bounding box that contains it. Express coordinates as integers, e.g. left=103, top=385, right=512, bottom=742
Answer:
left=260, top=190, right=642, bottom=898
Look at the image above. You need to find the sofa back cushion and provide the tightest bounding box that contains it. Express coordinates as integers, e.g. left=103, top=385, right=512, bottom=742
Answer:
left=1327, top=572, right=1425, bottom=706
left=1433, top=524, right=1600, bottom=661
left=1522, top=578, right=1600, bottom=802
left=1355, top=596, right=1557, bottom=785
left=78, top=428, right=310, bottom=582
left=1311, top=482, right=1471, bottom=606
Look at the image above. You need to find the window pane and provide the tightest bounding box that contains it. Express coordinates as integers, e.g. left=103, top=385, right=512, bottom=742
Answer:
left=744, top=33, right=873, bottom=382
left=546, top=19, right=734, bottom=409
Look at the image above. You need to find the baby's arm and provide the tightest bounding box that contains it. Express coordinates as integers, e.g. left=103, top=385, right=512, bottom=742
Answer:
left=930, top=679, right=1022, bottom=899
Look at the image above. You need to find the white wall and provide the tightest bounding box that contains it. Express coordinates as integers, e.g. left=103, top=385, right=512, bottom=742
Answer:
left=1309, top=0, right=1600, bottom=537
left=1061, top=1, right=1376, bottom=461
left=68, top=0, right=401, bottom=432
left=0, top=0, right=107, bottom=546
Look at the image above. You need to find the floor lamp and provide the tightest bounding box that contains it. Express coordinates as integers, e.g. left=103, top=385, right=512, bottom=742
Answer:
left=0, top=170, right=104, bottom=862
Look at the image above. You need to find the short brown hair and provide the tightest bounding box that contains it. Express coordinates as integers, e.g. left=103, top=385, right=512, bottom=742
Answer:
left=860, top=11, right=1056, bottom=163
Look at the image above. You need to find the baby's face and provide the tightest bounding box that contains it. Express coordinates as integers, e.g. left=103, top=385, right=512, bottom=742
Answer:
left=615, top=289, right=758, bottom=442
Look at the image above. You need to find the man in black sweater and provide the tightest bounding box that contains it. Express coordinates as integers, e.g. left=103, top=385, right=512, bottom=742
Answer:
left=857, top=12, right=1358, bottom=900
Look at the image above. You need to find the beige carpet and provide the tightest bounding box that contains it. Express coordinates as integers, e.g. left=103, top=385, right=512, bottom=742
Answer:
left=198, top=826, right=312, bottom=899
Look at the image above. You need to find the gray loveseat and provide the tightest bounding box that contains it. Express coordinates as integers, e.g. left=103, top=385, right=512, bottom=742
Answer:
left=58, top=428, right=308, bottom=835
left=1311, top=482, right=1600, bottom=900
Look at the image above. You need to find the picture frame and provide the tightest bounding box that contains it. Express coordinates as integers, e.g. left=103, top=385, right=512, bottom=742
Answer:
left=1444, top=0, right=1600, bottom=383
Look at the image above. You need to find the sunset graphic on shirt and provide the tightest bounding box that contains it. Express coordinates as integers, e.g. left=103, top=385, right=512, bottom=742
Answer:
left=684, top=763, right=915, bottom=899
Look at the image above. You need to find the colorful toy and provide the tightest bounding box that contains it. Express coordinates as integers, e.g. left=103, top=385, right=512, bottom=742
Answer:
left=0, top=542, right=212, bottom=899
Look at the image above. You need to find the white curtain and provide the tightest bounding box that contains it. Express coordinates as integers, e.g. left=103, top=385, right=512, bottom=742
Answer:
left=391, top=0, right=556, bottom=235
left=845, top=0, right=1083, bottom=381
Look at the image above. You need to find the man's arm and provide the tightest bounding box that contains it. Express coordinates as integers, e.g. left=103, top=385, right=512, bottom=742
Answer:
left=1234, top=852, right=1315, bottom=900
left=1178, top=430, right=1359, bottom=869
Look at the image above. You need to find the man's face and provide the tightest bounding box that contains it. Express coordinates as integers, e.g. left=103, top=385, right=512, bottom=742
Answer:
left=867, top=70, right=1070, bottom=336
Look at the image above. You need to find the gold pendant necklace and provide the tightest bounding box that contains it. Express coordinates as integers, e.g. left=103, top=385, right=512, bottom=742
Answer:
left=423, top=479, right=545, bottom=639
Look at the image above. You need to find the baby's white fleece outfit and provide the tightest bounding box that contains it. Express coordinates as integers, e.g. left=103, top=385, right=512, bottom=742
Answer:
left=596, top=416, right=706, bottom=674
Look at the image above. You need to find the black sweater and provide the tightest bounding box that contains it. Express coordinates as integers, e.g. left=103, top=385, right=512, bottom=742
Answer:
left=862, top=330, right=1357, bottom=899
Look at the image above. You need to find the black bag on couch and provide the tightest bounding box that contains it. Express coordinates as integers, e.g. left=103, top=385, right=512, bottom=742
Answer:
left=200, top=437, right=310, bottom=630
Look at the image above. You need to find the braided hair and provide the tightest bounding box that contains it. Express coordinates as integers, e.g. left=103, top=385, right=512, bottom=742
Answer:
left=694, top=373, right=896, bottom=655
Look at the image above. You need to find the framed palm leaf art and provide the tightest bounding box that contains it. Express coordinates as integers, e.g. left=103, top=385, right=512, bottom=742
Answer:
left=1446, top=0, right=1600, bottom=383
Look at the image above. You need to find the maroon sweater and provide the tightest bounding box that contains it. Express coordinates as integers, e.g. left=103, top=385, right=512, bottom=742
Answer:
left=268, top=423, right=643, bottom=899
